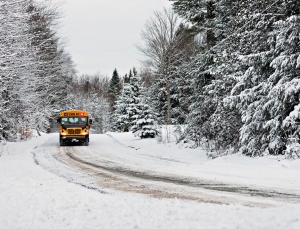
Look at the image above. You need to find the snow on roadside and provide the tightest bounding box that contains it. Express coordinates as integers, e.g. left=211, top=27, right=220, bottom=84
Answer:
left=0, top=134, right=300, bottom=229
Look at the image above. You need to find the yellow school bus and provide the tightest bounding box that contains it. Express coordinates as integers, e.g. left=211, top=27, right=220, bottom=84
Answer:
left=57, top=110, right=92, bottom=146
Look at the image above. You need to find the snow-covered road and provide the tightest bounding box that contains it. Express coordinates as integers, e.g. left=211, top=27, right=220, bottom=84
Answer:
left=33, top=133, right=300, bottom=207
left=1, top=132, right=300, bottom=228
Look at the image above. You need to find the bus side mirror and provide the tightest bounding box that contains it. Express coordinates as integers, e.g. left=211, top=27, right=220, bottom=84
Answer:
left=57, top=118, right=61, bottom=123
left=89, top=119, right=93, bottom=125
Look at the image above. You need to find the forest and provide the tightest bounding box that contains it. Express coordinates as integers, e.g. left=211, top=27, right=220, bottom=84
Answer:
left=1, top=0, right=299, bottom=159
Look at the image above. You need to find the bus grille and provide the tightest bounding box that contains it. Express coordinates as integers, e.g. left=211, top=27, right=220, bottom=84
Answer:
left=68, top=129, right=81, bottom=135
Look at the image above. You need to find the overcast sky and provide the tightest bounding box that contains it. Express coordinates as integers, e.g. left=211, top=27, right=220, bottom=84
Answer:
left=50, top=0, right=172, bottom=77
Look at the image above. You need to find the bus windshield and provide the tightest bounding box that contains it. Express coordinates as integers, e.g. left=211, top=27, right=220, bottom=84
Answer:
left=61, top=117, right=88, bottom=125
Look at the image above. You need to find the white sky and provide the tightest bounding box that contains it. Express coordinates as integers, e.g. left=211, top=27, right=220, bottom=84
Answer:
left=50, top=0, right=172, bottom=77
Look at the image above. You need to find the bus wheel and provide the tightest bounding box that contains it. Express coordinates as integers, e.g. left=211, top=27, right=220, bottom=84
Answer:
left=60, top=138, right=64, bottom=146
left=84, top=138, right=89, bottom=146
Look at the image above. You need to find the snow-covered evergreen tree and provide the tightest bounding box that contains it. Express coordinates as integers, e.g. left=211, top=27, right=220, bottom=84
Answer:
left=112, top=84, right=135, bottom=132
left=129, top=71, right=159, bottom=138
left=168, top=0, right=241, bottom=150
left=111, top=73, right=141, bottom=132
left=131, top=101, right=159, bottom=139
left=108, top=69, right=121, bottom=110
left=223, top=1, right=294, bottom=156
left=240, top=6, right=300, bottom=157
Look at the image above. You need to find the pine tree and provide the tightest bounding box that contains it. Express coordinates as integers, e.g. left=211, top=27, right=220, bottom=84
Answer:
left=129, top=73, right=159, bottom=138
left=108, top=68, right=121, bottom=111
left=269, top=13, right=300, bottom=158
left=111, top=73, right=141, bottom=132
left=133, top=67, right=138, bottom=77
left=168, top=1, right=239, bottom=149
left=131, top=102, right=159, bottom=139
left=221, top=0, right=289, bottom=156
left=123, top=69, right=134, bottom=84
left=235, top=2, right=300, bottom=157
left=128, top=69, right=133, bottom=81
left=123, top=74, right=129, bottom=84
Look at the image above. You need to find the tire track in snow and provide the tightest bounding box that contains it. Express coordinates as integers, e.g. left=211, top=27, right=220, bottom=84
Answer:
left=58, top=146, right=300, bottom=207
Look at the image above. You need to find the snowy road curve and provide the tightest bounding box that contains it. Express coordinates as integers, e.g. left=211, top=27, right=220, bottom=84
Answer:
left=33, top=133, right=300, bottom=208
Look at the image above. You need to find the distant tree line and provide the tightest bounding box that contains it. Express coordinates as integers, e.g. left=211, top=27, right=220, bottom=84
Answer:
left=69, top=73, right=110, bottom=134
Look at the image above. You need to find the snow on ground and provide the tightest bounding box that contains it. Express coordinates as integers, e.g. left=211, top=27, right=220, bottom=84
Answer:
left=1, top=132, right=300, bottom=229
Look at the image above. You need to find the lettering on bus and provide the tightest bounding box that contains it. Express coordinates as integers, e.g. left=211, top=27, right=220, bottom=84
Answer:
left=64, top=112, right=85, bottom=116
